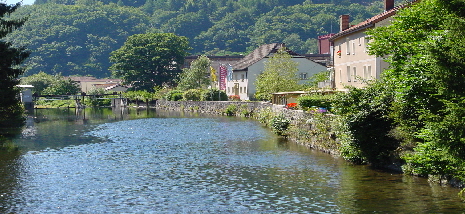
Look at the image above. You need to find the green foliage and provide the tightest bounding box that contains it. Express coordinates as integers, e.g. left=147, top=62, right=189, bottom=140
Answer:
left=271, top=114, right=290, bottom=136
left=297, top=94, right=335, bottom=110
left=20, top=72, right=55, bottom=95
left=177, top=55, right=211, bottom=90
left=0, top=2, right=29, bottom=127
left=110, top=33, right=190, bottom=91
left=84, top=87, right=111, bottom=107
left=304, top=70, right=330, bottom=89
left=5, top=1, right=384, bottom=79
left=361, top=0, right=465, bottom=179
left=41, top=77, right=81, bottom=95
left=201, top=88, right=228, bottom=101
left=254, top=49, right=300, bottom=101
left=331, top=83, right=398, bottom=165
left=254, top=107, right=274, bottom=125
left=224, top=104, right=237, bottom=116
left=7, top=3, right=150, bottom=77
left=182, top=89, right=204, bottom=101
left=164, top=89, right=184, bottom=101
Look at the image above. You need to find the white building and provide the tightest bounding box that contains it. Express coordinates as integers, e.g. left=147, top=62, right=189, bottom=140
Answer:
left=226, top=43, right=327, bottom=100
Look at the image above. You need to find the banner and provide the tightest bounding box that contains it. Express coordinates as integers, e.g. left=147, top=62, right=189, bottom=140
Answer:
left=219, top=64, right=227, bottom=90
left=227, top=64, right=233, bottom=81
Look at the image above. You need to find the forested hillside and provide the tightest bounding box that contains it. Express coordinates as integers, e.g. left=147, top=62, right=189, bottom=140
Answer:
left=6, top=0, right=384, bottom=78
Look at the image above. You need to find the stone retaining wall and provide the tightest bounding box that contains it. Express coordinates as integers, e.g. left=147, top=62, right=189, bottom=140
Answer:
left=154, top=100, right=340, bottom=155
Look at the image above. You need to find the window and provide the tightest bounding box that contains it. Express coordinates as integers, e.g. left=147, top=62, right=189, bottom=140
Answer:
left=241, top=74, right=245, bottom=82
left=339, top=69, right=342, bottom=82
left=244, top=87, right=247, bottom=94
left=346, top=38, right=350, bottom=55
left=337, top=45, right=342, bottom=57
left=352, top=42, right=356, bottom=55
left=363, top=66, right=368, bottom=79
left=227, top=87, right=230, bottom=93
left=240, top=87, right=242, bottom=93
left=353, top=67, right=357, bottom=82
left=358, top=37, right=362, bottom=46
left=347, top=66, right=351, bottom=82
left=299, top=73, right=308, bottom=80
left=364, top=37, right=371, bottom=52
left=367, top=65, right=372, bottom=80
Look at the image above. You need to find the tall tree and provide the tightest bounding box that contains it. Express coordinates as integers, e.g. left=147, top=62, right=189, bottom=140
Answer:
left=254, top=48, right=300, bottom=101
left=361, top=0, right=465, bottom=178
left=109, top=33, right=190, bottom=91
left=0, top=2, right=29, bottom=127
left=177, top=55, right=211, bottom=90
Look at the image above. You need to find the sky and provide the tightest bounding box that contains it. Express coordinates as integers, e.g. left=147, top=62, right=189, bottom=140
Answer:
left=2, top=0, right=34, bottom=5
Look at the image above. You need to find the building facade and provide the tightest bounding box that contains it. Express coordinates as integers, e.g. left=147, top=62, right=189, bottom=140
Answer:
left=226, top=43, right=327, bottom=100
left=329, top=0, right=416, bottom=91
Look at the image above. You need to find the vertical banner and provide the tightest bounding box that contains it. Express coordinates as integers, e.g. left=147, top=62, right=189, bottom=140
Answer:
left=227, top=64, right=233, bottom=81
left=219, top=64, right=227, bottom=90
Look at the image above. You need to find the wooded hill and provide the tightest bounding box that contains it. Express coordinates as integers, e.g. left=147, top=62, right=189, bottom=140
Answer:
left=6, top=0, right=385, bottom=78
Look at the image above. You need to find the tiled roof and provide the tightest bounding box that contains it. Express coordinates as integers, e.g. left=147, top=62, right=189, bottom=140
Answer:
left=329, top=0, right=418, bottom=41
left=232, top=43, right=301, bottom=71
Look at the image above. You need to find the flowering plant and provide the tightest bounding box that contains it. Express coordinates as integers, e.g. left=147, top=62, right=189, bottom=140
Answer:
left=228, top=95, right=241, bottom=101
left=336, top=50, right=341, bottom=56
left=286, top=103, right=298, bottom=110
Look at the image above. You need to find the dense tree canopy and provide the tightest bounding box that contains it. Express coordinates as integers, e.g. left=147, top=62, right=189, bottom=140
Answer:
left=109, top=33, right=190, bottom=91
left=4, top=0, right=384, bottom=78
left=0, top=2, right=29, bottom=127
left=332, top=0, right=465, bottom=180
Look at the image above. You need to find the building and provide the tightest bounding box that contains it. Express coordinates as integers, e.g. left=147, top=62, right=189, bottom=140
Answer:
left=329, top=0, right=416, bottom=91
left=68, top=76, right=124, bottom=93
left=226, top=43, right=327, bottom=100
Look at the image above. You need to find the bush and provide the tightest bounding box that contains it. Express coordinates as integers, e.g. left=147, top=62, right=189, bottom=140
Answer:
left=183, top=89, right=204, bottom=101
left=271, top=114, right=290, bottom=136
left=224, top=104, right=237, bottom=116
left=201, top=89, right=228, bottom=101
left=297, top=94, right=335, bottom=110
left=165, top=90, right=184, bottom=101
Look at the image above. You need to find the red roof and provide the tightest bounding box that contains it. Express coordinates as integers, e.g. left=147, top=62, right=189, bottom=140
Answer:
left=329, top=0, right=418, bottom=41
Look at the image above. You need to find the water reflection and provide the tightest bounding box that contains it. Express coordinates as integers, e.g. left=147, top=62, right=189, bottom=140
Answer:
left=0, top=108, right=464, bottom=213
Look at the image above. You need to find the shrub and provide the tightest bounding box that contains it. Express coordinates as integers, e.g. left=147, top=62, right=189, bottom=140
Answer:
left=183, top=89, right=204, bottom=101
left=165, top=90, right=184, bottom=101
left=224, top=104, right=237, bottom=116
left=201, top=88, right=228, bottom=101
left=271, top=114, right=290, bottom=136
left=297, top=94, right=335, bottom=110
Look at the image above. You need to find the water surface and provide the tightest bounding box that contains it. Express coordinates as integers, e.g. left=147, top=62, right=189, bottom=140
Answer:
left=1, top=108, right=464, bottom=213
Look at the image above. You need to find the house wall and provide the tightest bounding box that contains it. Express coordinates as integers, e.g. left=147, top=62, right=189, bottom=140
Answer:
left=332, top=17, right=394, bottom=91
left=227, top=57, right=327, bottom=100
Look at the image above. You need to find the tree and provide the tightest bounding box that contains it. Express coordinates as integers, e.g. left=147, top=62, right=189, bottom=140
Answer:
left=110, top=33, right=190, bottom=92
left=20, top=72, right=56, bottom=95
left=177, top=55, right=211, bottom=90
left=42, top=77, right=81, bottom=95
left=358, top=0, right=465, bottom=178
left=0, top=2, right=29, bottom=127
left=254, top=49, right=300, bottom=101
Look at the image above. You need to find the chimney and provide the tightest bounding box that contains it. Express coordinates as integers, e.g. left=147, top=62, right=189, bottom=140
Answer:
left=385, top=0, right=394, bottom=11
left=340, top=15, right=350, bottom=32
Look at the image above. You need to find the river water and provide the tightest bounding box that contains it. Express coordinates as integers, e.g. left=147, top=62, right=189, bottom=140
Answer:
left=0, top=108, right=464, bottom=213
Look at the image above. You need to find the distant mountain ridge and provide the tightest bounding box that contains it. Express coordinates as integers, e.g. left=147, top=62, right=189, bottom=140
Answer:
left=7, top=0, right=384, bottom=77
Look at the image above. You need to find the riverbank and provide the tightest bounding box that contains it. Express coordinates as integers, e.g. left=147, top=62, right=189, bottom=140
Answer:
left=153, top=100, right=465, bottom=190
left=154, top=100, right=342, bottom=156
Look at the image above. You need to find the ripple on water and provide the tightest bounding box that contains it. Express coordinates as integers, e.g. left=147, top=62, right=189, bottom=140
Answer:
left=9, top=117, right=342, bottom=213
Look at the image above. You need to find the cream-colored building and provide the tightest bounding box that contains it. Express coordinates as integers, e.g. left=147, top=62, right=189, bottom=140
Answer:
left=227, top=43, right=327, bottom=100
left=68, top=76, right=124, bottom=93
left=329, top=0, right=416, bottom=91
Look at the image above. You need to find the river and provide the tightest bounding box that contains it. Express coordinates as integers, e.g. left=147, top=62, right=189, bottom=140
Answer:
left=0, top=108, right=464, bottom=213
